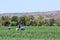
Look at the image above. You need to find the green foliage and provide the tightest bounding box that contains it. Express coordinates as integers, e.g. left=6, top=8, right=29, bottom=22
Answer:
left=29, top=20, right=37, bottom=26
left=26, top=20, right=30, bottom=26
left=37, top=20, right=43, bottom=26
left=1, top=16, right=6, bottom=20
left=18, top=16, right=27, bottom=26
left=38, top=16, right=44, bottom=20
left=37, top=16, right=44, bottom=26
left=48, top=18, right=56, bottom=26
left=3, top=20, right=10, bottom=26
left=0, top=20, right=3, bottom=24
left=28, top=15, right=34, bottom=20
left=28, top=20, right=33, bottom=26
left=42, top=18, right=49, bottom=26
left=11, top=16, right=18, bottom=22
left=11, top=21, right=17, bottom=26
left=0, top=16, right=11, bottom=26
left=0, top=20, right=3, bottom=26
left=1, top=16, right=10, bottom=21
left=0, top=15, right=60, bottom=26
left=56, top=20, right=60, bottom=26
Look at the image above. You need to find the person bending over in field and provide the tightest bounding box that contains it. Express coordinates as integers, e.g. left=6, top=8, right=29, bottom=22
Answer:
left=16, top=23, right=24, bottom=31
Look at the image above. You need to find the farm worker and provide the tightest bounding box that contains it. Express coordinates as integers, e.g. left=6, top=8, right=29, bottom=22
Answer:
left=16, top=24, right=20, bottom=31
left=19, top=24, right=21, bottom=29
left=20, top=26, right=24, bottom=30
left=19, top=24, right=24, bottom=30
left=16, top=23, right=24, bottom=31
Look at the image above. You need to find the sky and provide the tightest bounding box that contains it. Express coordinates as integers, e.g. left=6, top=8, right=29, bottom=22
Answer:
left=0, top=0, right=60, bottom=13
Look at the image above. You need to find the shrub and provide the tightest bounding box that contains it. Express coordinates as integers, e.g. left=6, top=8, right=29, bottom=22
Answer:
left=37, top=20, right=43, bottom=26
left=11, top=21, right=17, bottom=26
left=2, top=20, right=10, bottom=26
left=47, top=18, right=56, bottom=26
left=56, top=20, right=60, bottom=26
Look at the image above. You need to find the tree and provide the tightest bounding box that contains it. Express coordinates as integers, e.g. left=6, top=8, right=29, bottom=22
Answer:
left=42, top=18, right=49, bottom=26
left=56, top=19, right=60, bottom=26
left=11, top=16, right=18, bottom=22
left=11, top=21, right=17, bottom=26
left=47, top=18, right=56, bottom=26
left=1, top=16, right=6, bottom=20
left=1, top=16, right=11, bottom=26
left=0, top=20, right=3, bottom=26
left=36, top=16, right=44, bottom=26
left=3, top=20, right=10, bottom=26
left=28, top=15, right=34, bottom=20
left=29, top=20, right=37, bottom=26
left=26, top=15, right=35, bottom=26
left=18, top=16, right=27, bottom=26
left=38, top=16, right=44, bottom=20
left=37, top=20, right=43, bottom=26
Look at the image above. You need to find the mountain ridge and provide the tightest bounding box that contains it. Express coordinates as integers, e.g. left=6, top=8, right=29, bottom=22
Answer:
left=0, top=11, right=60, bottom=19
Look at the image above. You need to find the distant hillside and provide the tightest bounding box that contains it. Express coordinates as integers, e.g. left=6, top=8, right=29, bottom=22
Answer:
left=0, top=11, right=60, bottom=19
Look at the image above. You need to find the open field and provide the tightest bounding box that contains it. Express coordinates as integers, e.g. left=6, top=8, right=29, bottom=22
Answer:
left=0, top=26, right=60, bottom=40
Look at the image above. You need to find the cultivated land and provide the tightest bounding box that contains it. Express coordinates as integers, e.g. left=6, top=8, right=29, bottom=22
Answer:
left=0, top=26, right=60, bottom=40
